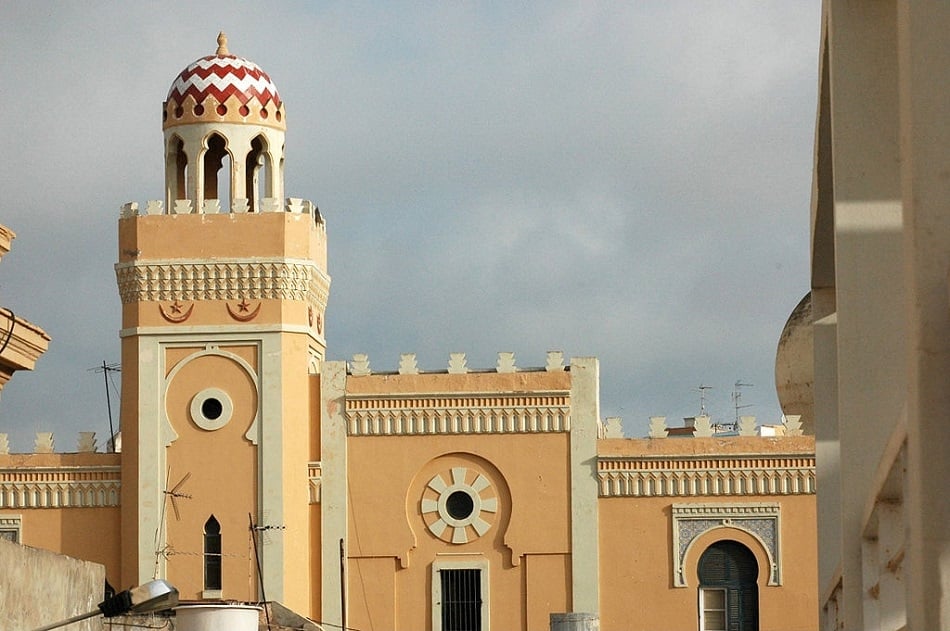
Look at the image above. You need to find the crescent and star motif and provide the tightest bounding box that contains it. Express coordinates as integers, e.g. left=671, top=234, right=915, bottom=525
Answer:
left=226, top=298, right=262, bottom=322
left=159, top=300, right=194, bottom=323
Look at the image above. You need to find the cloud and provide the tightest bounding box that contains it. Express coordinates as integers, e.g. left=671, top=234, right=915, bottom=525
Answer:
left=0, top=2, right=819, bottom=450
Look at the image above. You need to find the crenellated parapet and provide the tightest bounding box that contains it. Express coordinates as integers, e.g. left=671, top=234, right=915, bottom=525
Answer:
left=343, top=351, right=572, bottom=436
left=0, top=443, right=121, bottom=509
left=0, top=432, right=107, bottom=455
left=120, top=197, right=325, bottom=227
left=640, top=414, right=805, bottom=438
left=347, top=350, right=567, bottom=376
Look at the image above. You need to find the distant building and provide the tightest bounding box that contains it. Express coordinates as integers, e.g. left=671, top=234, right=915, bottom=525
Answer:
left=0, top=34, right=818, bottom=630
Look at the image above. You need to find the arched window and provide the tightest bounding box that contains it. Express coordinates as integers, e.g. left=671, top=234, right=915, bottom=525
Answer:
left=246, top=135, right=271, bottom=212
left=167, top=136, right=188, bottom=204
left=698, top=540, right=758, bottom=631
left=203, top=134, right=231, bottom=209
left=204, top=515, right=222, bottom=592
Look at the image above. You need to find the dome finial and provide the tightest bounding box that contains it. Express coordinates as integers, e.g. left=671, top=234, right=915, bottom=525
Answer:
left=216, top=31, right=229, bottom=56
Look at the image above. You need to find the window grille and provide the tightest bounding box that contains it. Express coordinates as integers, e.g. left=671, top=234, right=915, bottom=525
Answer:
left=440, top=568, right=482, bottom=631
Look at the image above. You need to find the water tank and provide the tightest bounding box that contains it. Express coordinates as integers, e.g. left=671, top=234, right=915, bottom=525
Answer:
left=174, top=604, right=261, bottom=631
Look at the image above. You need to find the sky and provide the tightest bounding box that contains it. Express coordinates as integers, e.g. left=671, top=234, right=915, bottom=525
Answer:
left=0, top=2, right=820, bottom=452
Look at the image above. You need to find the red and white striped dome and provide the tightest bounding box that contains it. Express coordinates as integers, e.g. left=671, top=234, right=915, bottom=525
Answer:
left=163, top=33, right=285, bottom=130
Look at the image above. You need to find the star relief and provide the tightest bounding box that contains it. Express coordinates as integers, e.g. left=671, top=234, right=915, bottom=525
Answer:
left=159, top=299, right=194, bottom=323
left=226, top=297, right=262, bottom=322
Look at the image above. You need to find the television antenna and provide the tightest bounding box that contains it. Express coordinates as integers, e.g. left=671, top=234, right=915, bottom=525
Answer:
left=731, top=381, right=754, bottom=427
left=152, top=468, right=192, bottom=579
left=696, top=384, right=713, bottom=416
left=88, top=361, right=120, bottom=452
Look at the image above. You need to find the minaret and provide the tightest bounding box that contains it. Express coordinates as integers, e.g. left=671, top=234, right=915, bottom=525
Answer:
left=115, top=34, right=328, bottom=609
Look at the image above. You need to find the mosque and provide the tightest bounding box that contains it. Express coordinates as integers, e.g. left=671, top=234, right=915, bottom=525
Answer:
left=0, top=35, right=817, bottom=630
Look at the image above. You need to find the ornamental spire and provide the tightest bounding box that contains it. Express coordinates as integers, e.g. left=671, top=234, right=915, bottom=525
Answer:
left=216, top=31, right=229, bottom=56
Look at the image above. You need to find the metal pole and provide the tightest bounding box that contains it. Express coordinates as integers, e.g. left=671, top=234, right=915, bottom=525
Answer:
left=101, top=360, right=115, bottom=452
left=339, top=538, right=347, bottom=631
left=32, top=609, right=100, bottom=631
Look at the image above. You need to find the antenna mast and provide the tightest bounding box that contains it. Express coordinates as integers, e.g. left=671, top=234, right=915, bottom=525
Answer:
left=696, top=384, right=713, bottom=416
left=731, top=380, right=754, bottom=427
left=89, top=361, right=121, bottom=452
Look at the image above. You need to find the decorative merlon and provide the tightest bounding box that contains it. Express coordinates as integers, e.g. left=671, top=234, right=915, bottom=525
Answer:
left=398, top=353, right=419, bottom=375
left=0, top=434, right=8, bottom=455
left=738, top=415, right=758, bottom=436
left=601, top=417, right=624, bottom=438
left=692, top=415, right=713, bottom=437
left=33, top=432, right=54, bottom=453
left=496, top=352, right=517, bottom=373
left=447, top=352, right=467, bottom=374
left=648, top=416, right=669, bottom=438
left=77, top=432, right=97, bottom=453
left=201, top=199, right=221, bottom=214
left=545, top=351, right=565, bottom=371
left=783, top=415, right=803, bottom=436
left=350, top=353, right=371, bottom=376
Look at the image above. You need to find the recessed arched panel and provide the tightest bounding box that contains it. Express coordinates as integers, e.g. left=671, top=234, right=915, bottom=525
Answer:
left=406, top=452, right=514, bottom=565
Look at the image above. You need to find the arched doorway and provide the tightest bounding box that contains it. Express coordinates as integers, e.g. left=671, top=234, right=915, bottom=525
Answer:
left=698, top=540, right=758, bottom=631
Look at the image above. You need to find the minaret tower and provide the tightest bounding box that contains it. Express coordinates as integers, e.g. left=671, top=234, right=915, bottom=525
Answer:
left=115, top=33, right=328, bottom=609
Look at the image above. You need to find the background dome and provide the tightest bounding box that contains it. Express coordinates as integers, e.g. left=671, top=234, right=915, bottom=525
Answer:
left=775, top=292, right=814, bottom=434
left=163, top=33, right=285, bottom=130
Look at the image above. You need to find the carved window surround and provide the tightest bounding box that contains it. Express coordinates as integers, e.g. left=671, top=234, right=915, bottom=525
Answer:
left=598, top=453, right=815, bottom=498
left=345, top=391, right=570, bottom=436
left=0, top=466, right=121, bottom=508
left=672, top=502, right=781, bottom=587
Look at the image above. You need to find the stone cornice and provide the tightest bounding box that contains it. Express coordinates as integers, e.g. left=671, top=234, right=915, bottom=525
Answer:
left=345, top=391, right=571, bottom=436
left=0, top=465, right=121, bottom=508
left=0, top=308, right=51, bottom=389
left=597, top=452, right=815, bottom=497
left=114, top=258, right=330, bottom=307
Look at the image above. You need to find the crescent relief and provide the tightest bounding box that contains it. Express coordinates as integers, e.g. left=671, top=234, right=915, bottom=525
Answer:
left=227, top=299, right=262, bottom=322
left=159, top=301, right=195, bottom=323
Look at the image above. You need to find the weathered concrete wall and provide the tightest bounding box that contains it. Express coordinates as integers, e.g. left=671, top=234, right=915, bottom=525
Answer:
left=0, top=538, right=104, bottom=631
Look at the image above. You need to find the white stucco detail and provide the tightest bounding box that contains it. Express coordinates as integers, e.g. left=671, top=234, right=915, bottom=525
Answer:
left=569, top=357, right=600, bottom=613
left=321, top=360, right=348, bottom=626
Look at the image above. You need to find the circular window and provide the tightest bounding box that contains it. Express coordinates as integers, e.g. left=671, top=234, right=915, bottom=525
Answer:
left=446, top=490, right=475, bottom=520
left=190, top=388, right=233, bottom=431
left=421, top=467, right=497, bottom=544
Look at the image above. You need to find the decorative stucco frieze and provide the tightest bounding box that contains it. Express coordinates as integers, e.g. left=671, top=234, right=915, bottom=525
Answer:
left=0, top=466, right=121, bottom=508
left=672, top=502, right=781, bottom=587
left=597, top=453, right=815, bottom=498
left=345, top=392, right=571, bottom=436
left=115, top=258, right=330, bottom=308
